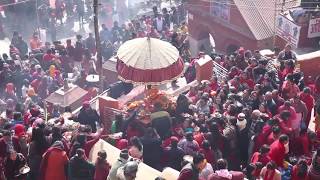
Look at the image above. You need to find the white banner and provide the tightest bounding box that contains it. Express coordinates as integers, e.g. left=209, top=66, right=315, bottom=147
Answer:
left=276, top=15, right=301, bottom=48
left=308, top=18, right=320, bottom=38
left=210, top=0, right=230, bottom=22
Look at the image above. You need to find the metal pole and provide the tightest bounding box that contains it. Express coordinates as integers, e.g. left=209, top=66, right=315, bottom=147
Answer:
left=93, top=0, right=104, bottom=93
left=36, top=0, right=41, bottom=39
left=273, top=0, right=277, bottom=49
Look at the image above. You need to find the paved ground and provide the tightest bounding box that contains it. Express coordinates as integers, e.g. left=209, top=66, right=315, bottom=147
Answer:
left=0, top=0, right=177, bottom=55
left=0, top=37, right=11, bottom=55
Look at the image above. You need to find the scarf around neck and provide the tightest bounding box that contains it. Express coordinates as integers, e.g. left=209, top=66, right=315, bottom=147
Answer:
left=215, top=169, right=232, bottom=179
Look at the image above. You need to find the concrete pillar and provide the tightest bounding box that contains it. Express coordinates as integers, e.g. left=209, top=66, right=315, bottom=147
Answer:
left=189, top=36, right=213, bottom=57
left=189, top=36, right=200, bottom=57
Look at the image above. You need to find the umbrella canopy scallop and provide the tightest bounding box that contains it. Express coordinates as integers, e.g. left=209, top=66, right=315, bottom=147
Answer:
left=116, top=37, right=184, bottom=84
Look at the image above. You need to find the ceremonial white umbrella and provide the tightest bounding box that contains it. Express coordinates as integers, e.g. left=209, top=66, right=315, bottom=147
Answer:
left=116, top=37, right=184, bottom=85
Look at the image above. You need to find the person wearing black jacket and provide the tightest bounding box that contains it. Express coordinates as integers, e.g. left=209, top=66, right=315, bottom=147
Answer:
left=15, top=36, right=28, bottom=57
left=68, top=148, right=95, bottom=180
left=140, top=127, right=162, bottom=170
left=77, top=101, right=100, bottom=133
left=163, top=137, right=185, bottom=171
left=3, top=150, right=27, bottom=180
left=151, top=102, right=172, bottom=140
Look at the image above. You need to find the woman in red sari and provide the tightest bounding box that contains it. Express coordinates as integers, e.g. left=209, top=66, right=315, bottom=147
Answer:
left=280, top=60, right=294, bottom=81
left=251, top=145, right=271, bottom=166
left=260, top=161, right=281, bottom=180
left=209, top=76, right=219, bottom=92
left=282, top=78, right=300, bottom=100
left=94, top=150, right=111, bottom=180
left=291, top=159, right=308, bottom=180
left=39, top=141, right=69, bottom=180
left=239, top=70, right=255, bottom=90
left=300, top=87, right=315, bottom=128
left=268, top=134, right=289, bottom=167
left=186, top=86, right=199, bottom=104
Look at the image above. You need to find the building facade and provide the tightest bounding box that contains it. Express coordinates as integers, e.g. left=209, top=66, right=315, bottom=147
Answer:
left=187, top=0, right=300, bottom=55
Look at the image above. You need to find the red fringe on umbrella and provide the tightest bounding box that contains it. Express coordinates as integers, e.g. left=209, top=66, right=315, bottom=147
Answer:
left=116, top=57, right=185, bottom=85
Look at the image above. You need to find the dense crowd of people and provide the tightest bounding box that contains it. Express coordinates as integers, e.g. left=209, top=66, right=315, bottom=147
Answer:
left=104, top=44, right=320, bottom=180
left=0, top=1, right=191, bottom=180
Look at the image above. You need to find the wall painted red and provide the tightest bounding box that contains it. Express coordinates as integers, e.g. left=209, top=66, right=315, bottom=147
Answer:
left=187, top=2, right=272, bottom=53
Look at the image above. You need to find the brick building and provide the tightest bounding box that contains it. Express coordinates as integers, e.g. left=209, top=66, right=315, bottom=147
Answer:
left=186, top=0, right=300, bottom=55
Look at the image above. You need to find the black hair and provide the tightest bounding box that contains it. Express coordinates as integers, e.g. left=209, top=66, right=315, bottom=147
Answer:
left=296, top=159, right=308, bottom=178
left=64, top=106, right=72, bottom=113
left=279, top=134, right=289, bottom=143
left=76, top=134, right=87, bottom=146
left=255, top=162, right=264, bottom=170
left=216, top=159, right=228, bottom=170
left=260, top=144, right=270, bottom=154
left=51, top=126, right=63, bottom=145
left=31, top=127, right=49, bottom=154
left=266, top=161, right=276, bottom=170
left=245, top=163, right=256, bottom=180
left=46, top=49, right=52, bottom=54
left=96, top=150, right=107, bottom=167
left=186, top=132, right=193, bottom=141
left=272, top=125, right=281, bottom=134
left=13, top=112, right=22, bottom=121
left=193, top=153, right=205, bottom=165
left=130, top=136, right=143, bottom=152
left=280, top=110, right=291, bottom=120
left=202, top=140, right=211, bottom=150
left=76, top=148, right=85, bottom=156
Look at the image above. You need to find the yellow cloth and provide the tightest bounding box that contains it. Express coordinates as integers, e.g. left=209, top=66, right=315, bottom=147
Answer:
left=49, top=65, right=56, bottom=77
left=27, top=88, right=36, bottom=97
left=181, top=25, right=188, bottom=34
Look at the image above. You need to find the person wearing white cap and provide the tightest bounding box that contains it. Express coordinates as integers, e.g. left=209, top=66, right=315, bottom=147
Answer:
left=237, top=113, right=250, bottom=167
left=116, top=161, right=139, bottom=180
left=250, top=110, right=263, bottom=137
left=35, top=64, right=41, bottom=70
left=107, top=149, right=129, bottom=180
left=237, top=113, right=247, bottom=131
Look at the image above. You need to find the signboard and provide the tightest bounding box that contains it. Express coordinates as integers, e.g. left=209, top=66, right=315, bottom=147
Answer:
left=49, top=0, right=56, bottom=9
left=210, top=0, right=230, bottom=22
left=188, top=13, right=194, bottom=21
left=276, top=15, right=301, bottom=47
left=308, top=18, right=320, bottom=38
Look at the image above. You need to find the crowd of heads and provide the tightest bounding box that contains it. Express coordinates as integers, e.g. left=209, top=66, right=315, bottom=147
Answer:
left=108, top=44, right=320, bottom=179
left=0, top=2, right=191, bottom=180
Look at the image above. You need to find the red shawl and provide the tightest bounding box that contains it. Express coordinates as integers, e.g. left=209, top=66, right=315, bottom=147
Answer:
left=300, top=93, right=315, bottom=110
left=268, top=140, right=286, bottom=167
left=39, top=147, right=64, bottom=180
left=264, top=169, right=276, bottom=180
left=251, top=152, right=271, bottom=166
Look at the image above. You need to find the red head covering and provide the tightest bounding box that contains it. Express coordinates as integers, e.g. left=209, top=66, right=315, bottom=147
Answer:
left=170, top=136, right=179, bottom=142
left=14, top=124, right=26, bottom=137
left=83, top=101, right=90, bottom=108
left=116, top=139, right=129, bottom=150
left=55, top=70, right=61, bottom=76
left=238, top=47, right=245, bottom=55
left=5, top=83, right=15, bottom=95
left=30, top=108, right=40, bottom=117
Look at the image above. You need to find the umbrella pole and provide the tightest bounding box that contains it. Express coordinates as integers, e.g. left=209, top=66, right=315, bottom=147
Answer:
left=145, top=85, right=147, bottom=98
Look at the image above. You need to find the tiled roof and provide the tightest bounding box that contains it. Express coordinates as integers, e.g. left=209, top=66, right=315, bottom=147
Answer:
left=233, top=0, right=300, bottom=40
